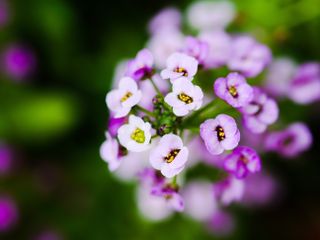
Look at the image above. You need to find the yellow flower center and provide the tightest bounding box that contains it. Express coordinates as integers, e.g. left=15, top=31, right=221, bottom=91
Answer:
left=121, top=92, right=133, bottom=102
left=164, top=149, right=181, bottom=163
left=130, top=128, right=145, bottom=143
left=178, top=93, right=193, bottom=104
left=216, top=126, right=226, bottom=141
left=228, top=85, right=238, bottom=98
left=175, top=67, right=188, bottom=77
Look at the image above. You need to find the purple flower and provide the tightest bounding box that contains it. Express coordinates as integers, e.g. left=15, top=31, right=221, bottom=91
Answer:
left=106, top=77, right=142, bottom=118
left=0, top=145, right=13, bottom=176
left=100, top=132, right=122, bottom=171
left=2, top=45, right=36, bottom=80
left=151, top=185, right=184, bottom=212
left=214, top=72, right=253, bottom=108
left=214, top=177, right=244, bottom=205
left=147, top=30, right=184, bottom=68
left=108, top=117, right=127, bottom=137
left=200, top=114, right=240, bottom=155
left=227, top=36, right=272, bottom=78
left=149, top=134, right=189, bottom=178
left=208, top=210, right=235, bottom=236
left=148, top=7, right=181, bottom=35
left=199, top=30, right=232, bottom=68
left=0, top=0, right=9, bottom=27
left=224, top=146, right=261, bottom=179
left=288, top=62, right=320, bottom=104
left=264, top=58, right=297, bottom=97
left=240, top=87, right=279, bottom=134
left=0, top=196, right=18, bottom=232
left=265, top=122, right=312, bottom=158
left=186, top=1, right=235, bottom=30
left=125, top=49, right=154, bottom=81
left=161, top=52, right=198, bottom=83
left=181, top=36, right=209, bottom=66
left=182, top=180, right=217, bottom=221
left=164, top=78, right=203, bottom=116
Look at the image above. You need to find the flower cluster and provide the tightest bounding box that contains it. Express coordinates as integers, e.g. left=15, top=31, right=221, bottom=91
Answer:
left=100, top=1, right=315, bottom=236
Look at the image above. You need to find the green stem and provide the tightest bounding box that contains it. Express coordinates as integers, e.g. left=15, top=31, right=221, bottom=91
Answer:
left=172, top=175, right=177, bottom=187
left=149, top=78, right=162, bottom=96
left=135, top=105, right=155, bottom=117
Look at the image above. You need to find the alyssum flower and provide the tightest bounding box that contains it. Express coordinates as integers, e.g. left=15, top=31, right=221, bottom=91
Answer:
left=200, top=114, right=240, bottom=155
left=118, top=115, right=152, bottom=152
left=149, top=134, right=188, bottom=178
left=106, top=77, right=142, bottom=118
left=165, top=78, right=203, bottom=116
left=100, top=132, right=123, bottom=171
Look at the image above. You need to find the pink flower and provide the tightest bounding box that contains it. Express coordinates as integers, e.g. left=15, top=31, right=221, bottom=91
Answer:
left=125, top=49, right=154, bottom=81
left=100, top=132, right=122, bottom=171
left=214, top=177, right=244, bottom=205
left=117, top=115, right=152, bottom=152
left=151, top=185, right=184, bottom=212
left=200, top=114, right=240, bottom=155
left=149, top=134, right=188, bottom=178
left=208, top=210, right=235, bottom=237
left=288, top=62, right=320, bottom=104
left=161, top=52, right=198, bottom=83
left=148, top=7, right=181, bottom=35
left=199, top=30, right=232, bottom=68
left=214, top=72, right=253, bottom=108
left=265, top=122, right=312, bottom=158
left=227, top=36, right=272, bottom=78
left=108, top=117, right=127, bottom=137
left=106, top=77, right=142, bottom=118
left=181, top=36, right=209, bottom=66
left=240, top=87, right=279, bottom=134
left=164, top=78, right=203, bottom=116
left=0, top=196, right=18, bottom=232
left=224, top=146, right=261, bottom=179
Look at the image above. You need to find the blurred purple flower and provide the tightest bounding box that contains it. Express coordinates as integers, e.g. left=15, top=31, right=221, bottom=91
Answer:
left=161, top=52, right=198, bottom=83
left=100, top=132, right=123, bottom=171
left=288, top=62, right=320, bottom=104
left=214, top=177, right=244, bottom=205
left=208, top=210, right=235, bottom=236
left=199, top=30, right=232, bottom=68
left=265, top=122, right=312, bottom=158
left=181, top=36, right=209, bottom=66
left=228, top=36, right=272, bottom=78
left=151, top=185, right=184, bottom=212
left=2, top=45, right=36, bottom=80
left=214, top=72, right=253, bottom=108
left=200, top=114, right=240, bottom=155
left=0, top=196, right=18, bottom=232
left=125, top=49, right=154, bottom=81
left=224, top=146, right=261, bottom=179
left=0, top=145, right=12, bottom=176
left=108, top=117, right=127, bottom=137
left=240, top=87, right=279, bottom=134
left=148, top=7, right=181, bottom=35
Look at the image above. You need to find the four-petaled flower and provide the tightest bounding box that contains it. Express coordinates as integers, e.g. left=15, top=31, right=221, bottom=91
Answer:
left=161, top=52, right=198, bottom=83
left=118, top=115, right=152, bottom=152
left=106, top=77, right=142, bottom=118
left=223, top=146, right=261, bottom=179
left=214, top=72, right=253, bottom=108
left=240, top=87, right=278, bottom=134
left=125, top=49, right=154, bottom=81
left=200, top=114, right=240, bottom=155
left=164, top=78, right=203, bottom=116
left=149, top=134, right=189, bottom=178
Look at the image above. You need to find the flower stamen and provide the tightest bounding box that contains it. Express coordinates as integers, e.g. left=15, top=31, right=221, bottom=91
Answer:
left=130, top=128, right=145, bottom=143
left=121, top=92, right=133, bottom=102
left=175, top=67, right=188, bottom=77
left=165, top=149, right=181, bottom=163
left=216, top=126, right=226, bottom=141
left=178, top=92, right=193, bottom=104
left=228, top=85, right=238, bottom=98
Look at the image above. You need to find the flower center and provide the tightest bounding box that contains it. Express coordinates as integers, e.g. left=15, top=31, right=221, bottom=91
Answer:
left=164, top=149, right=181, bottom=163
left=130, top=128, right=145, bottom=143
left=228, top=85, right=238, bottom=98
left=239, top=155, right=249, bottom=164
left=121, top=92, right=133, bottom=102
left=178, top=92, right=193, bottom=104
left=175, top=67, right=188, bottom=77
left=216, top=126, right=226, bottom=141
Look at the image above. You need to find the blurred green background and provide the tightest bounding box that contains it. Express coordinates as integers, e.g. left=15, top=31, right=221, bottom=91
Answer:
left=1, top=0, right=320, bottom=239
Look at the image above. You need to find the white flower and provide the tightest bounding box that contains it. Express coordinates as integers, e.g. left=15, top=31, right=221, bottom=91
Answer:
left=164, top=78, right=203, bottom=116
left=99, top=132, right=122, bottom=171
left=117, top=115, right=152, bottom=152
left=106, top=77, right=142, bottom=118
